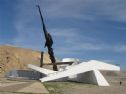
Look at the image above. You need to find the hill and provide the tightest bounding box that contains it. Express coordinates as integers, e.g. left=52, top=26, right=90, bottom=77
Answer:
left=0, top=45, right=51, bottom=76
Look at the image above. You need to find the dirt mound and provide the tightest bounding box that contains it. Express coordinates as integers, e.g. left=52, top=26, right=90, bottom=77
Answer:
left=0, top=45, right=51, bottom=77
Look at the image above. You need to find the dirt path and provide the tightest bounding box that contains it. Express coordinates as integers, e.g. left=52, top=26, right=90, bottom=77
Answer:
left=0, top=79, right=49, bottom=94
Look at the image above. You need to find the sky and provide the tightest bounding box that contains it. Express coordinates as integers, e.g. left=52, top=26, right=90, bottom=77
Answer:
left=0, top=0, right=126, bottom=69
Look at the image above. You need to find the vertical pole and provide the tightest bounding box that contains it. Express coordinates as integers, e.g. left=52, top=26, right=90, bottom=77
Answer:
left=40, top=52, right=43, bottom=68
left=40, top=52, right=43, bottom=78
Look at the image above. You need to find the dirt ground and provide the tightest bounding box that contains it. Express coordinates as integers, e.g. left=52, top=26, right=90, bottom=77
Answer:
left=44, top=81, right=126, bottom=94
left=0, top=78, right=49, bottom=94
left=44, top=72, right=126, bottom=94
left=0, top=71, right=126, bottom=94
left=0, top=77, right=125, bottom=94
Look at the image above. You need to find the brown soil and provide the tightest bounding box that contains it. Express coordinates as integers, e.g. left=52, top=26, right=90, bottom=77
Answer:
left=0, top=45, right=51, bottom=77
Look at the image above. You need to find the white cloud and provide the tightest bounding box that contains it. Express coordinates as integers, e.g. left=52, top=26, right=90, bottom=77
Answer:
left=36, top=0, right=97, bottom=21
left=55, top=42, right=104, bottom=55
left=50, top=28, right=78, bottom=37
left=36, top=0, right=126, bottom=22
left=68, top=42, right=103, bottom=51
left=55, top=41, right=126, bottom=56
left=12, top=0, right=126, bottom=55
left=11, top=0, right=44, bottom=51
left=77, top=43, right=103, bottom=50
left=96, top=0, right=126, bottom=22
left=114, top=45, right=126, bottom=52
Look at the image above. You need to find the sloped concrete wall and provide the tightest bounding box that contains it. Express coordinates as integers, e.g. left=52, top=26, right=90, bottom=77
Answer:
left=6, top=70, right=41, bottom=80
left=68, top=71, right=98, bottom=84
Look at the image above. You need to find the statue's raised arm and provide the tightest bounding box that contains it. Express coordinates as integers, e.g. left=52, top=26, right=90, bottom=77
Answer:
left=36, top=5, right=58, bottom=71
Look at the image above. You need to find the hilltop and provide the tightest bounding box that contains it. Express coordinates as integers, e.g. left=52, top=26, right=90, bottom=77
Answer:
left=0, top=45, right=51, bottom=76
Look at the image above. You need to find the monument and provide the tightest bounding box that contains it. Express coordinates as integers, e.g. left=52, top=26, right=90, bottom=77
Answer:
left=29, top=4, right=120, bottom=86
left=36, top=5, right=58, bottom=71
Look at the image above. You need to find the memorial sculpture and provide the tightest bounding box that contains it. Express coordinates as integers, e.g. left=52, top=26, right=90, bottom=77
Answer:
left=28, top=59, right=120, bottom=86
left=36, top=5, right=58, bottom=71
left=29, top=5, right=120, bottom=86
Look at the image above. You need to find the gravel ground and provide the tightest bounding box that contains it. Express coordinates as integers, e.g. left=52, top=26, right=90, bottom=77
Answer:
left=44, top=81, right=126, bottom=94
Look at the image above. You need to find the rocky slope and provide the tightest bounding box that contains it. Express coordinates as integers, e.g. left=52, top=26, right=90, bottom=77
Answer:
left=0, top=45, right=51, bottom=76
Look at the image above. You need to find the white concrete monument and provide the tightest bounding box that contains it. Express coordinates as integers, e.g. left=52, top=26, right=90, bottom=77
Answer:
left=28, top=58, right=120, bottom=86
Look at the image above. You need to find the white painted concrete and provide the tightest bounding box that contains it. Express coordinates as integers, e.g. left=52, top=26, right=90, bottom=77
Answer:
left=28, top=64, right=55, bottom=75
left=28, top=59, right=120, bottom=86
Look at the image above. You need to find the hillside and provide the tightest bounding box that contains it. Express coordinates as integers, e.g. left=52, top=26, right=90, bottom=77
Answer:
left=0, top=45, right=51, bottom=76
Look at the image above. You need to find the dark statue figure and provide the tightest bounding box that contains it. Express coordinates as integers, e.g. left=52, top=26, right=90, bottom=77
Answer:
left=37, top=5, right=58, bottom=71
left=44, top=33, right=53, bottom=48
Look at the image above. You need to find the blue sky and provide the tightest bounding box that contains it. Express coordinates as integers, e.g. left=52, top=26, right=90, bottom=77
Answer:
left=0, top=0, right=126, bottom=69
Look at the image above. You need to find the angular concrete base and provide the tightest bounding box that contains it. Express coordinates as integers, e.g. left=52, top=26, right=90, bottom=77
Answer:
left=28, top=60, right=120, bottom=86
left=93, top=70, right=109, bottom=86
left=68, top=70, right=109, bottom=86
